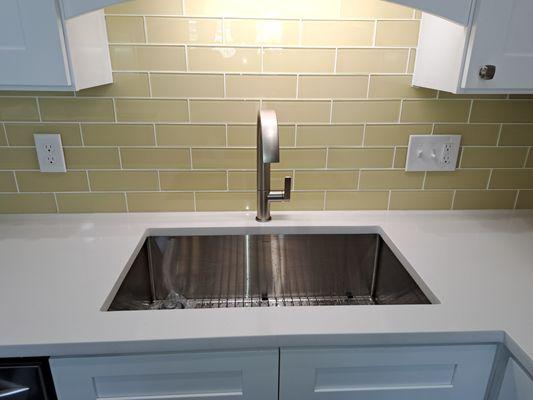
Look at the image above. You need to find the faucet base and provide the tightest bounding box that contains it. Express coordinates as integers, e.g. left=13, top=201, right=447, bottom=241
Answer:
left=255, top=216, right=272, bottom=223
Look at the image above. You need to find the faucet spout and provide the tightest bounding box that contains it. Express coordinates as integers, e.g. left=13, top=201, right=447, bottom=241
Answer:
left=256, top=110, right=291, bottom=222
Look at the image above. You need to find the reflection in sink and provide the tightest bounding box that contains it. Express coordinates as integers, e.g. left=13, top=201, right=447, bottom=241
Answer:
left=107, top=234, right=431, bottom=311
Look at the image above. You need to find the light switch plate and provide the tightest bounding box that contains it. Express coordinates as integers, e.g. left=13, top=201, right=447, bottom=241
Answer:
left=405, top=135, right=461, bottom=172
left=34, top=134, right=67, bottom=173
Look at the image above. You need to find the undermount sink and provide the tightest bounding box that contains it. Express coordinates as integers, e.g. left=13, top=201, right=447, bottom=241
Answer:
left=107, top=233, right=432, bottom=311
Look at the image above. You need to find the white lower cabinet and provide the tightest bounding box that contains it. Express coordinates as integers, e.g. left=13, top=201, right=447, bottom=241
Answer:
left=50, top=349, right=279, bottom=400
left=279, top=345, right=497, bottom=400
left=497, top=359, right=533, bottom=400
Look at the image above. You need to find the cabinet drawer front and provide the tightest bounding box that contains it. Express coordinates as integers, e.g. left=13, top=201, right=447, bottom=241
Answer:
left=50, top=350, right=278, bottom=400
left=280, top=344, right=496, bottom=400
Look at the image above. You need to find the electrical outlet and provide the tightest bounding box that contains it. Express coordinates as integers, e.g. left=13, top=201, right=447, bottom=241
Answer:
left=34, top=134, right=67, bottom=173
left=405, top=135, right=461, bottom=172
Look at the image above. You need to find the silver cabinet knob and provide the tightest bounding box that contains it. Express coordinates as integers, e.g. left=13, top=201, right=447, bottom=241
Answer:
left=479, top=64, right=496, bottom=80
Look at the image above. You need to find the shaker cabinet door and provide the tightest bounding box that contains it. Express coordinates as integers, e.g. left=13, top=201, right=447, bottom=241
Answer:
left=463, top=0, right=533, bottom=90
left=0, top=0, right=70, bottom=87
left=51, top=349, right=279, bottom=400
left=280, top=345, right=496, bottom=400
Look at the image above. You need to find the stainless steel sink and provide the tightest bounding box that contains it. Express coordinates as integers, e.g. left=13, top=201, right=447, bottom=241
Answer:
left=107, top=233, right=432, bottom=311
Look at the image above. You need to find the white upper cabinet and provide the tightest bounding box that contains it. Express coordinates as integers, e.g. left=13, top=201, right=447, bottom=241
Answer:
left=412, top=0, right=533, bottom=93
left=0, top=0, right=114, bottom=91
left=389, top=0, right=473, bottom=25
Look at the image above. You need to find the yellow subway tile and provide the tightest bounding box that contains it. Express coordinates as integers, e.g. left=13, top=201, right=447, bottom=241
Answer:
left=453, top=190, right=517, bottom=210
left=295, top=171, right=357, bottom=190
left=489, top=170, right=533, bottom=189
left=434, top=124, right=500, bottom=146
left=16, top=171, right=89, bottom=192
left=106, top=16, right=145, bottom=43
left=272, top=191, right=324, bottom=211
left=89, top=171, right=159, bottom=191
left=0, top=172, right=17, bottom=192
left=299, top=75, right=368, bottom=99
left=262, top=101, right=331, bottom=123
left=276, top=149, right=327, bottom=169
left=192, top=148, right=255, bottom=169
left=390, top=191, right=453, bottom=210
left=517, top=191, right=533, bottom=209
left=160, top=171, right=227, bottom=190
left=337, top=49, right=408, bottom=73
left=39, top=98, right=115, bottom=122
left=394, top=147, right=407, bottom=168
left=0, top=149, right=39, bottom=169
left=109, top=45, right=186, bottom=71
left=326, top=191, right=389, bottom=210
left=106, top=0, right=183, bottom=14
left=183, top=0, right=342, bottom=19
left=461, top=147, right=527, bottom=168
left=359, top=170, right=424, bottom=189
left=340, top=0, right=413, bottom=18
left=0, top=194, right=56, bottom=214
left=470, top=101, right=533, bottom=123
left=188, top=47, right=261, bottom=72
left=77, top=73, right=150, bottom=97
left=225, top=19, right=299, bottom=46
left=57, top=193, right=127, bottom=213
left=332, top=101, right=400, bottom=123
left=302, top=21, right=374, bottom=46
left=227, top=125, right=295, bottom=147
left=190, top=100, right=259, bottom=123
left=425, top=170, right=490, bottom=189
left=120, top=148, right=190, bottom=169
left=228, top=170, right=293, bottom=190
left=407, top=49, right=416, bottom=73
left=263, top=48, right=335, bottom=73
left=150, top=74, right=224, bottom=97
left=226, top=75, right=296, bottom=98
left=401, top=100, right=470, bottom=123
left=499, top=125, right=533, bottom=146
left=127, top=192, right=195, bottom=212
left=0, top=98, right=39, bottom=121
left=328, top=148, right=394, bottom=168
left=5, top=123, right=82, bottom=146
left=146, top=17, right=222, bottom=44
left=64, top=148, right=121, bottom=169
left=369, top=75, right=436, bottom=99
left=196, top=191, right=255, bottom=211
left=375, top=20, right=420, bottom=47
left=296, top=125, right=363, bottom=147
left=82, top=124, right=155, bottom=146
left=157, top=124, right=226, bottom=146
left=115, top=99, right=188, bottom=122
left=364, top=124, right=431, bottom=146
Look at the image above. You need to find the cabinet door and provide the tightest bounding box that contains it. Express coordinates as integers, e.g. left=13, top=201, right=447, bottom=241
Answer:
left=497, top=359, right=533, bottom=400
left=0, top=0, right=71, bottom=87
left=50, top=349, right=278, bottom=400
left=463, top=0, right=533, bottom=90
left=280, top=345, right=496, bottom=400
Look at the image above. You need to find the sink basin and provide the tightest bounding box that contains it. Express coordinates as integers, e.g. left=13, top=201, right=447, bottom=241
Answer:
left=107, top=233, right=432, bottom=311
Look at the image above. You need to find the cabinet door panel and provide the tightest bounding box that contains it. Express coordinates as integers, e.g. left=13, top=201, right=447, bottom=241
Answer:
left=280, top=345, right=496, bottom=400
left=498, top=359, right=533, bottom=400
left=50, top=350, right=278, bottom=400
left=0, top=0, right=70, bottom=86
left=463, top=0, right=533, bottom=90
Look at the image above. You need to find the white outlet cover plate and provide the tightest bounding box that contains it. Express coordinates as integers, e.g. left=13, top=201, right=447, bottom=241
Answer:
left=34, top=134, right=67, bottom=173
left=405, top=134, right=461, bottom=172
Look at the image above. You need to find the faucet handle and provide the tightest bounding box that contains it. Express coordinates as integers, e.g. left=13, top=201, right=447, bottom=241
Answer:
left=283, top=176, right=292, bottom=201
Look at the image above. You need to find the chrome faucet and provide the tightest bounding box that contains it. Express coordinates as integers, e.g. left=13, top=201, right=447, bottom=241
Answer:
left=256, top=110, right=291, bottom=222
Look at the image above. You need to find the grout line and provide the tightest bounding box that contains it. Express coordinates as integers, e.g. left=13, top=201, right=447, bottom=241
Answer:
left=513, top=190, right=520, bottom=210
left=187, top=98, right=191, bottom=122
left=12, top=171, right=20, bottom=193
left=366, top=74, right=371, bottom=98
left=295, top=73, right=300, bottom=98
left=497, top=123, right=503, bottom=146
left=224, top=123, right=228, bottom=147
left=225, top=170, right=229, bottom=190
left=79, top=123, right=85, bottom=146
left=181, top=0, right=185, bottom=15
left=450, top=190, right=456, bottom=210
left=486, top=169, right=493, bottom=190
left=142, top=16, right=148, bottom=42
left=184, top=44, right=190, bottom=71
left=112, top=98, right=118, bottom=123
left=260, top=46, right=264, bottom=73
left=117, top=146, right=123, bottom=169
left=467, top=99, right=474, bottom=123
left=398, top=99, right=404, bottom=123
left=422, top=171, right=427, bottom=189
left=157, top=170, right=162, bottom=191
left=323, top=190, right=327, bottom=210
left=53, top=193, right=59, bottom=213
left=86, top=170, right=92, bottom=192
left=153, top=124, right=158, bottom=146
left=329, top=100, right=333, bottom=124
left=124, top=192, right=129, bottom=212
left=386, top=190, right=391, bottom=210
left=372, top=20, right=377, bottom=47
left=356, top=169, right=361, bottom=190
left=35, top=98, right=43, bottom=122
left=333, top=48, right=338, bottom=73
left=523, top=147, right=531, bottom=168
left=147, top=72, right=153, bottom=97
left=223, top=73, right=227, bottom=98
left=2, top=123, right=8, bottom=146
left=193, top=191, right=197, bottom=211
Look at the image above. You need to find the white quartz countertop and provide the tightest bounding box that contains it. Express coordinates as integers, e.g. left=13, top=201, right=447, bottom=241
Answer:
left=1, top=210, right=532, bottom=373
